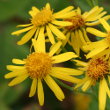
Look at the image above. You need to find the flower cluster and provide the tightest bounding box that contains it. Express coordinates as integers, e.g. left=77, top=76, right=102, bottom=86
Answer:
left=5, top=3, right=110, bottom=110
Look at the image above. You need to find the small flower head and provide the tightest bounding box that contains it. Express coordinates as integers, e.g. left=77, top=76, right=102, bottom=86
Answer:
left=5, top=39, right=82, bottom=106
left=87, top=57, right=109, bottom=80
left=61, top=6, right=110, bottom=55
left=11, top=3, right=74, bottom=45
left=74, top=56, right=110, bottom=110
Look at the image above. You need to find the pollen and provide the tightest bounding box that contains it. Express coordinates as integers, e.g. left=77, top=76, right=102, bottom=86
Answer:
left=87, top=57, right=109, bottom=80
left=31, top=8, right=53, bottom=26
left=65, top=15, right=85, bottom=31
left=25, top=52, right=53, bottom=79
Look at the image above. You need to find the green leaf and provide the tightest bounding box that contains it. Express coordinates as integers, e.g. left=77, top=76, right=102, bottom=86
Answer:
left=74, top=0, right=90, bottom=11
left=0, top=23, right=30, bottom=106
left=0, top=0, right=31, bottom=22
left=0, top=23, right=29, bottom=74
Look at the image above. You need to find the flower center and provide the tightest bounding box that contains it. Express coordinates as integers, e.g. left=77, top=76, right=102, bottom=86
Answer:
left=31, top=8, right=53, bottom=26
left=87, top=57, right=109, bottom=80
left=25, top=52, right=53, bottom=79
left=65, top=15, right=85, bottom=31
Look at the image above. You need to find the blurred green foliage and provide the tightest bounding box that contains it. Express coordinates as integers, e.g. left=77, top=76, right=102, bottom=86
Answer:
left=0, top=0, right=110, bottom=110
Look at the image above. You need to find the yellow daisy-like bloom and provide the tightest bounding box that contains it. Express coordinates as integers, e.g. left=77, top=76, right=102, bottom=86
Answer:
left=61, top=6, right=110, bottom=55
left=74, top=56, right=110, bottom=110
left=11, top=3, right=75, bottom=45
left=83, top=18, right=110, bottom=59
left=5, top=39, right=82, bottom=106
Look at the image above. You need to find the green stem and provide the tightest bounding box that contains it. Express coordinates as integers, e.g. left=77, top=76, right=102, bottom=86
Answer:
left=86, top=0, right=98, bottom=7
left=91, top=0, right=98, bottom=6
left=86, top=0, right=93, bottom=7
left=91, top=87, right=98, bottom=100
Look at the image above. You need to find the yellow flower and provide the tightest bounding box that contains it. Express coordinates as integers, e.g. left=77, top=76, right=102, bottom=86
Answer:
left=61, top=6, right=110, bottom=55
left=5, top=39, right=82, bottom=106
left=83, top=19, right=110, bottom=58
left=11, top=3, right=75, bottom=45
left=74, top=56, right=110, bottom=110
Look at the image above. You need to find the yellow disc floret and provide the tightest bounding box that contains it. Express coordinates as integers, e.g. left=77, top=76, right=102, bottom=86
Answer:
left=87, top=57, right=109, bottom=80
left=65, top=15, right=85, bottom=31
left=25, top=52, right=53, bottom=79
left=31, top=8, right=53, bottom=26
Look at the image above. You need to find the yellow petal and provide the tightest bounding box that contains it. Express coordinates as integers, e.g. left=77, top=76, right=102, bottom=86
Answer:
left=99, top=79, right=106, bottom=110
left=46, top=25, right=55, bottom=44
left=102, top=15, right=110, bottom=21
left=12, top=59, right=25, bottom=64
left=8, top=74, right=28, bottom=86
left=103, top=78, right=110, bottom=98
left=85, top=21, right=99, bottom=26
left=5, top=70, right=27, bottom=79
left=34, top=27, right=39, bottom=39
left=77, top=7, right=81, bottom=15
left=45, top=3, right=51, bottom=10
left=52, top=52, right=77, bottom=63
left=49, top=41, right=62, bottom=56
left=51, top=67, right=83, bottom=76
left=11, top=26, right=34, bottom=35
left=32, top=39, right=37, bottom=52
left=86, top=27, right=107, bottom=37
left=82, top=28, right=91, bottom=42
left=74, top=77, right=88, bottom=89
left=16, top=24, right=32, bottom=27
left=63, top=32, right=71, bottom=46
left=53, top=6, right=74, bottom=17
left=82, top=78, right=93, bottom=91
left=32, top=27, right=45, bottom=53
left=29, top=6, right=40, bottom=17
left=56, top=32, right=71, bottom=54
left=29, top=78, right=37, bottom=97
left=54, top=11, right=76, bottom=19
left=83, top=39, right=106, bottom=50
left=100, top=19, right=110, bottom=32
left=54, top=10, right=75, bottom=19
left=17, top=27, right=37, bottom=45
left=78, top=30, right=86, bottom=44
left=48, top=24, right=66, bottom=40
left=86, top=40, right=109, bottom=58
left=71, top=31, right=81, bottom=55
left=95, top=11, right=107, bottom=20
left=74, top=60, right=87, bottom=67
left=85, top=7, right=104, bottom=21
left=37, top=78, right=44, bottom=106
left=44, top=75, right=65, bottom=101
left=30, top=28, right=39, bottom=52
left=52, top=20, right=72, bottom=26
left=84, top=6, right=99, bottom=20
left=71, top=32, right=78, bottom=52
left=51, top=71, right=81, bottom=83
left=82, top=12, right=88, bottom=17
left=7, top=65, right=25, bottom=71
left=86, top=47, right=107, bottom=58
